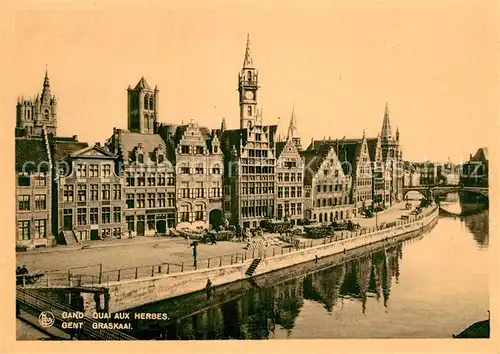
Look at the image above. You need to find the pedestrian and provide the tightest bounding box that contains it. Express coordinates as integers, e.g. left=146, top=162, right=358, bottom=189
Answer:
left=187, top=235, right=191, bottom=248
left=128, top=230, right=132, bottom=239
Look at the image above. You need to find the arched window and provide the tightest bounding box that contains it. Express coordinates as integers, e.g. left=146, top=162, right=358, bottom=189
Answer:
left=44, top=109, right=49, bottom=120
left=316, top=199, right=320, bottom=207
left=334, top=197, right=337, bottom=206
left=322, top=199, right=326, bottom=207
left=138, top=154, right=144, bottom=164
left=158, top=155, right=164, bottom=164
left=330, top=212, right=333, bottom=222
left=335, top=211, right=338, bottom=220
left=145, top=114, right=150, bottom=130
left=340, top=211, right=344, bottom=220
left=345, top=196, right=348, bottom=204
left=248, top=106, right=252, bottom=117
left=27, top=110, right=31, bottom=120
left=328, top=198, right=332, bottom=206
left=144, top=95, right=149, bottom=110
left=319, top=214, right=323, bottom=222
left=149, top=97, right=154, bottom=110
left=247, top=70, right=252, bottom=82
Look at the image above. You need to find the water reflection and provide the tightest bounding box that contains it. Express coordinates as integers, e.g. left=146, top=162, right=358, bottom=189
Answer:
left=124, top=212, right=488, bottom=340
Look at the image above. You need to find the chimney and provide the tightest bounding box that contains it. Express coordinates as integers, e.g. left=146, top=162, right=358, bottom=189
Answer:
left=72, top=135, right=78, bottom=141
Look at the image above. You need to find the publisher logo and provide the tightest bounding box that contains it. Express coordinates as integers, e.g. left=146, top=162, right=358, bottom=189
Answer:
left=38, top=311, right=55, bottom=328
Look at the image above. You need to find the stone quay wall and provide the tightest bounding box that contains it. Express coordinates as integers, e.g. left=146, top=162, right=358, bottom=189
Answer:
left=97, top=206, right=439, bottom=314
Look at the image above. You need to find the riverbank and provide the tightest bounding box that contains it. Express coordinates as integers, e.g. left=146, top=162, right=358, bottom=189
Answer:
left=91, top=205, right=439, bottom=314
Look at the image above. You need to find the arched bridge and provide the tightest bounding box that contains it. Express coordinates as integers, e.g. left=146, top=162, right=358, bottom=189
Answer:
left=403, top=185, right=488, bottom=200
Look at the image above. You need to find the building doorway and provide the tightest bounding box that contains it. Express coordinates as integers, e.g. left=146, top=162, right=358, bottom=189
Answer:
left=137, top=216, right=145, bottom=236
left=63, top=209, right=73, bottom=230
left=90, top=230, right=99, bottom=240
left=209, top=209, right=223, bottom=230
left=156, top=220, right=166, bottom=233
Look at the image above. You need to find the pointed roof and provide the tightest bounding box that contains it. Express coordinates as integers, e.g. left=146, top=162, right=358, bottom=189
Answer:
left=243, top=33, right=254, bottom=68
left=287, top=106, right=298, bottom=140
left=134, top=77, right=151, bottom=90
left=15, top=137, right=51, bottom=172
left=381, top=102, right=393, bottom=139
left=41, top=69, right=51, bottom=103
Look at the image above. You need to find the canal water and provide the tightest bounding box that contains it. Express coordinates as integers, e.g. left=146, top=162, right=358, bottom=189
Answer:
left=126, top=195, right=489, bottom=339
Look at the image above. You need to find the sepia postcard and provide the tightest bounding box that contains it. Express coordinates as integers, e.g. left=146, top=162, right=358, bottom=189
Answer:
left=1, top=0, right=498, bottom=353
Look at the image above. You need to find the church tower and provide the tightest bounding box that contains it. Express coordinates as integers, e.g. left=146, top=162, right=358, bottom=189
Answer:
left=380, top=102, right=399, bottom=162
left=238, top=34, right=259, bottom=129
left=16, top=70, right=58, bottom=137
left=127, top=77, right=158, bottom=134
left=286, top=106, right=302, bottom=150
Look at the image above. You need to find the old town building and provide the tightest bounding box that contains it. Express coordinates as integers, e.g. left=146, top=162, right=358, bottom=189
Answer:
left=367, top=135, right=386, bottom=208
left=275, top=109, right=304, bottom=225
left=106, top=78, right=176, bottom=235
left=16, top=71, right=58, bottom=138
left=301, top=144, right=353, bottom=224
left=51, top=138, right=127, bottom=243
left=15, top=130, right=54, bottom=249
left=461, top=147, right=489, bottom=187
left=158, top=120, right=224, bottom=230
left=380, top=103, right=404, bottom=204
left=221, top=35, right=278, bottom=228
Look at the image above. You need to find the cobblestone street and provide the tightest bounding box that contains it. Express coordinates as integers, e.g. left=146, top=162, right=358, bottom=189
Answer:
left=16, top=201, right=421, bottom=281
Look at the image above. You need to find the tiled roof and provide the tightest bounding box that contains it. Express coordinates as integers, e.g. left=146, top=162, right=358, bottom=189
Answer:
left=366, top=138, right=379, bottom=161
left=134, top=77, right=151, bottom=90
left=472, top=147, right=488, bottom=162
left=300, top=145, right=331, bottom=185
left=275, top=141, right=286, bottom=159
left=51, top=138, right=89, bottom=163
left=117, top=131, right=166, bottom=164
left=15, top=138, right=50, bottom=172
left=307, top=139, right=361, bottom=176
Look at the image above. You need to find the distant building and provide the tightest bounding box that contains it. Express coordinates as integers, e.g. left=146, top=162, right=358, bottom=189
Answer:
left=275, top=109, right=304, bottom=225
left=106, top=78, right=176, bottom=235
left=51, top=138, right=126, bottom=243
left=15, top=131, right=54, bottom=249
left=461, top=148, right=488, bottom=187
left=159, top=121, right=224, bottom=230
left=367, top=135, right=387, bottom=208
left=220, top=35, right=278, bottom=228
left=16, top=71, right=58, bottom=138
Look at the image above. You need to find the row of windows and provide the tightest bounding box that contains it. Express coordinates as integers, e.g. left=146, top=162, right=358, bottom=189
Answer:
left=357, top=192, right=371, bottom=202
left=241, top=182, right=275, bottom=195
left=241, top=206, right=274, bottom=218
left=277, top=203, right=303, bottom=217
left=357, top=178, right=372, bottom=186
left=315, top=197, right=349, bottom=207
left=240, top=158, right=275, bottom=166
left=18, top=195, right=46, bottom=211
left=245, top=149, right=268, bottom=158
left=179, top=204, right=206, bottom=222
left=125, top=172, right=174, bottom=187
left=126, top=192, right=175, bottom=209
left=133, top=152, right=164, bottom=164
left=316, top=184, right=349, bottom=193
left=17, top=219, right=46, bottom=240
left=277, top=172, right=302, bottom=182
left=66, top=206, right=122, bottom=225
left=314, top=210, right=349, bottom=222
left=62, top=184, right=121, bottom=202
left=76, top=164, right=112, bottom=178
left=178, top=165, right=221, bottom=175
left=75, top=228, right=122, bottom=241
left=143, top=94, right=155, bottom=111
left=241, top=166, right=275, bottom=174
left=17, top=173, right=47, bottom=187
left=277, top=186, right=303, bottom=199
left=125, top=214, right=176, bottom=232
left=180, top=145, right=219, bottom=155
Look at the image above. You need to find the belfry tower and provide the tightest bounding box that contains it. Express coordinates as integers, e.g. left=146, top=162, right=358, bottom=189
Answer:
left=127, top=77, right=158, bottom=134
left=238, top=34, right=259, bottom=129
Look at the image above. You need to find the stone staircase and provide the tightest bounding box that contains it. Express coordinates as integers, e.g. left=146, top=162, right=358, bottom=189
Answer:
left=62, top=230, right=79, bottom=246
left=245, top=258, right=261, bottom=277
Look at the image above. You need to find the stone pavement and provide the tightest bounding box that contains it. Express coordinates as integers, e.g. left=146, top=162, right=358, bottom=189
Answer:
left=16, top=202, right=419, bottom=281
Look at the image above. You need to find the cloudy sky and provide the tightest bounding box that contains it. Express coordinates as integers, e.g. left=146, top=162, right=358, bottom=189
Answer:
left=12, top=0, right=497, bottom=162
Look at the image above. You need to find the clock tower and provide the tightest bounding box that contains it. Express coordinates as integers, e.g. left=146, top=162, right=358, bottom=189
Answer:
left=238, top=34, right=259, bottom=130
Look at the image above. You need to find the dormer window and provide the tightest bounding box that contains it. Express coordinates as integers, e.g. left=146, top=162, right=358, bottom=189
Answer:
left=181, top=145, right=190, bottom=154
left=138, top=154, right=144, bottom=164
left=44, top=109, right=49, bottom=120
left=213, top=146, right=218, bottom=153
left=158, top=154, right=164, bottom=164
left=195, top=146, right=204, bottom=155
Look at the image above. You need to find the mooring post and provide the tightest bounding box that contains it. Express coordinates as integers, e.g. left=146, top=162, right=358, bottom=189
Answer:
left=167, top=263, right=170, bottom=274
left=208, top=258, right=211, bottom=268
left=220, top=256, right=223, bottom=266
left=135, top=267, right=138, bottom=279
left=231, top=255, right=234, bottom=265
left=181, top=262, right=184, bottom=272
left=68, top=270, right=72, bottom=286
left=117, top=269, right=121, bottom=282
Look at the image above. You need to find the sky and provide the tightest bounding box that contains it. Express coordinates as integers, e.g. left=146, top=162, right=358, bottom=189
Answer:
left=11, top=0, right=498, bottom=162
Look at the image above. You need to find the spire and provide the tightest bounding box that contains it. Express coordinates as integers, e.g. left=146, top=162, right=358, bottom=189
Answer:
left=243, top=33, right=253, bottom=68
left=381, top=102, right=393, bottom=139
left=396, top=126, right=400, bottom=141
left=41, top=68, right=51, bottom=103
left=221, top=117, right=226, bottom=132
left=287, top=105, right=298, bottom=140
